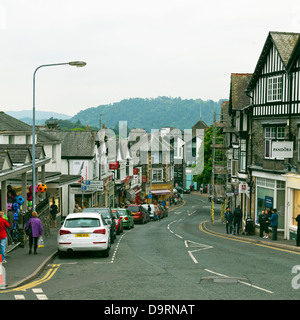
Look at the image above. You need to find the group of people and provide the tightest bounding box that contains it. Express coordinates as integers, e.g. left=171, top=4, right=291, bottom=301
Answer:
left=257, top=208, right=278, bottom=240
left=224, top=206, right=279, bottom=241
left=224, top=206, right=243, bottom=235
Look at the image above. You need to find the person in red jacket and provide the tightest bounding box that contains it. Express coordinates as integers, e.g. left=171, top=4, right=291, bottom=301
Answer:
left=0, top=211, right=10, bottom=263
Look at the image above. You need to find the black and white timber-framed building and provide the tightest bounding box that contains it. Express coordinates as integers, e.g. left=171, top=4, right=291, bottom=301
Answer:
left=245, top=31, right=300, bottom=240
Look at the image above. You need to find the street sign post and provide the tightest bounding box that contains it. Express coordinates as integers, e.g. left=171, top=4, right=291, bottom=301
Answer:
left=81, top=180, right=104, bottom=191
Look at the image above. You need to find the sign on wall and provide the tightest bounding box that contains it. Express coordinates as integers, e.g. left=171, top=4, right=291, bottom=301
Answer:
left=272, top=141, right=293, bottom=159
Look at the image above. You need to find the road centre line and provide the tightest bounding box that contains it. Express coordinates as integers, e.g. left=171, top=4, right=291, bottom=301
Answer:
left=204, top=269, right=274, bottom=294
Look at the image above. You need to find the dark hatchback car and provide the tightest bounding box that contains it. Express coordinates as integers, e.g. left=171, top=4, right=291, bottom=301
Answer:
left=82, top=207, right=117, bottom=244
left=126, top=204, right=149, bottom=224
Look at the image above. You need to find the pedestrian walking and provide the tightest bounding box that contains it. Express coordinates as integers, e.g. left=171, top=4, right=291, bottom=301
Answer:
left=263, top=208, right=270, bottom=238
left=25, top=211, right=43, bottom=254
left=233, top=205, right=242, bottom=235
left=73, top=203, right=82, bottom=213
left=296, top=214, right=300, bottom=247
left=0, top=211, right=9, bottom=263
left=258, top=210, right=265, bottom=238
left=50, top=202, right=58, bottom=228
left=269, top=208, right=279, bottom=240
left=225, top=207, right=233, bottom=234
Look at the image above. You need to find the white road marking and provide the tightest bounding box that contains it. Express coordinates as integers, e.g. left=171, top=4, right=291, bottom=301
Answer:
left=14, top=295, right=25, bottom=300
left=204, top=269, right=273, bottom=294
left=36, top=294, right=48, bottom=300
left=175, top=234, right=183, bottom=239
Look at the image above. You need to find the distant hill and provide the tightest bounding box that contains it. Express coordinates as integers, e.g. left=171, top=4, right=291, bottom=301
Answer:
left=71, top=97, right=225, bottom=132
left=5, top=110, right=72, bottom=125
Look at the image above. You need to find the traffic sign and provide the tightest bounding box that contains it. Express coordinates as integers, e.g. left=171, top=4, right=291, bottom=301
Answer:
left=81, top=180, right=104, bottom=192
left=82, top=180, right=103, bottom=187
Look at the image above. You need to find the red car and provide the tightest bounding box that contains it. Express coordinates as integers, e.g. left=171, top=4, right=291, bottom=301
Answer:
left=112, top=210, right=124, bottom=235
left=127, top=205, right=149, bottom=224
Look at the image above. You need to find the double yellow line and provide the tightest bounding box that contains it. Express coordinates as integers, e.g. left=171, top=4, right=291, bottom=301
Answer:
left=199, top=222, right=300, bottom=255
left=0, top=264, right=60, bottom=293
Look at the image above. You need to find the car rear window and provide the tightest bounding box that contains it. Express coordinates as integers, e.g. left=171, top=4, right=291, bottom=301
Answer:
left=65, top=218, right=101, bottom=228
left=127, top=206, right=140, bottom=212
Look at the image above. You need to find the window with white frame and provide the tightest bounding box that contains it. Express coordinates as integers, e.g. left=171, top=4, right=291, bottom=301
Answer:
left=267, top=76, right=282, bottom=102
left=264, top=126, right=285, bottom=159
left=152, top=169, right=163, bottom=182
left=239, top=139, right=247, bottom=172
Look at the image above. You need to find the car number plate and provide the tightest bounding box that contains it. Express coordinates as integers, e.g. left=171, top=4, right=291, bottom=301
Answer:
left=75, top=233, right=90, bottom=237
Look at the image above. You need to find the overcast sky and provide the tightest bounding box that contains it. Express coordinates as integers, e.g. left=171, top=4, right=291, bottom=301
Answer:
left=0, top=0, right=300, bottom=116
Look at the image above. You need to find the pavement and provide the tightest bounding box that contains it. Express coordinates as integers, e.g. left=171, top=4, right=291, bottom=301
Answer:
left=1, top=194, right=300, bottom=290
left=2, top=225, right=59, bottom=290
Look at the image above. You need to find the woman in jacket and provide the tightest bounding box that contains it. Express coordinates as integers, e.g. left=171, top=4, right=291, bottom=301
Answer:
left=25, top=211, right=43, bottom=254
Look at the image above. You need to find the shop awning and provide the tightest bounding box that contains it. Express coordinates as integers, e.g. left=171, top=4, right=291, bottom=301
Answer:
left=151, top=190, right=172, bottom=195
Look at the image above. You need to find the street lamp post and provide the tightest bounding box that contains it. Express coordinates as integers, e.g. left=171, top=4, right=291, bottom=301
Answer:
left=32, top=61, right=86, bottom=209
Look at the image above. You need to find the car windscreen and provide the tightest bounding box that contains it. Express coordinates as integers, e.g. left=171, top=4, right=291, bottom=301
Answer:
left=117, top=210, right=127, bottom=216
left=83, top=208, right=110, bottom=218
left=65, top=218, right=101, bottom=228
left=127, top=206, right=140, bottom=212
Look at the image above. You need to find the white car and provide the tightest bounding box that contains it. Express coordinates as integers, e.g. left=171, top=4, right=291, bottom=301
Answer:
left=141, top=204, right=155, bottom=219
left=57, top=212, right=111, bottom=258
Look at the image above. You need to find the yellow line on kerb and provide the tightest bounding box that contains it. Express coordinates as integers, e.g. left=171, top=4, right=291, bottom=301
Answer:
left=199, top=222, right=300, bottom=255
left=0, top=264, right=60, bottom=293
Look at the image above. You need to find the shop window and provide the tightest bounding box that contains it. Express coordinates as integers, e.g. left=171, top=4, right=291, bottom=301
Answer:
left=264, top=127, right=285, bottom=159
left=293, top=190, right=300, bottom=227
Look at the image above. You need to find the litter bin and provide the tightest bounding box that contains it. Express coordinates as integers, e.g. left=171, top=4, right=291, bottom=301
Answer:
left=245, top=218, right=254, bottom=235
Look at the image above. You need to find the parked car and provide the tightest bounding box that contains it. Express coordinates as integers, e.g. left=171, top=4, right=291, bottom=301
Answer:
left=112, top=208, right=134, bottom=229
left=57, top=212, right=111, bottom=258
left=141, top=204, right=155, bottom=220
left=183, top=188, right=190, bottom=194
left=208, top=195, right=224, bottom=204
left=82, top=207, right=117, bottom=244
left=127, top=204, right=149, bottom=224
left=159, top=205, right=168, bottom=218
left=156, top=205, right=164, bottom=219
left=111, top=210, right=124, bottom=235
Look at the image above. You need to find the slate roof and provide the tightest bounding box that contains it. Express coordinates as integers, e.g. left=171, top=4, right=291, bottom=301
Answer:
left=229, top=73, right=252, bottom=112
left=0, top=111, right=32, bottom=132
left=43, top=130, right=97, bottom=158
left=271, top=32, right=300, bottom=67
left=247, top=31, right=300, bottom=92
left=0, top=145, right=32, bottom=164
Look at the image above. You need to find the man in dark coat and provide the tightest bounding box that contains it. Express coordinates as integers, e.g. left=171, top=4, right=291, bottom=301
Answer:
left=233, top=205, right=242, bottom=235
left=269, top=208, right=278, bottom=240
left=225, top=207, right=233, bottom=235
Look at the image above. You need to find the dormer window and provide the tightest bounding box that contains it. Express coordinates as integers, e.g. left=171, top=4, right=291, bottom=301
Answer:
left=267, top=75, right=282, bottom=102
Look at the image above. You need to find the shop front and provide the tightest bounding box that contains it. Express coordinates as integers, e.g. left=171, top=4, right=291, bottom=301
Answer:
left=283, top=173, right=300, bottom=240
left=150, top=182, right=173, bottom=204
left=253, top=171, right=286, bottom=232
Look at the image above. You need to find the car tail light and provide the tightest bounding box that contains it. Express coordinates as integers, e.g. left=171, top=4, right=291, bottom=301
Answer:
left=93, top=229, right=106, bottom=235
left=59, top=230, right=71, bottom=236
left=124, top=217, right=128, bottom=221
